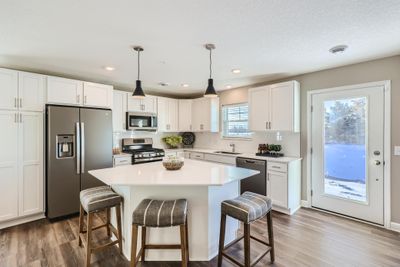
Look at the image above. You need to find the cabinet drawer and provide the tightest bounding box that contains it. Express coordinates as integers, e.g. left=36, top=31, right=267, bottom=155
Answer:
left=204, top=153, right=236, bottom=165
left=114, top=157, right=132, bottom=166
left=190, top=152, right=204, bottom=160
left=267, top=162, right=287, bottom=172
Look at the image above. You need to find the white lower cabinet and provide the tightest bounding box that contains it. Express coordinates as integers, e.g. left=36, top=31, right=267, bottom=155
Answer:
left=0, top=110, right=44, bottom=226
left=113, top=155, right=132, bottom=167
left=267, top=160, right=301, bottom=215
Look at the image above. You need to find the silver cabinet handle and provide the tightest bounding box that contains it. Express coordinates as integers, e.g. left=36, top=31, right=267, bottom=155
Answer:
left=76, top=122, right=81, bottom=174
left=269, top=121, right=271, bottom=129
left=19, top=113, right=22, bottom=123
left=19, top=98, right=22, bottom=108
left=84, top=95, right=87, bottom=105
left=81, top=122, right=85, bottom=173
left=14, top=97, right=17, bottom=108
left=14, top=113, right=17, bottom=123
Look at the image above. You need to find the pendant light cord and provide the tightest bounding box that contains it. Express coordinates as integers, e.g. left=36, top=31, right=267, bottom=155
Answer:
left=209, top=49, right=212, bottom=79
left=137, top=50, right=141, bottom=80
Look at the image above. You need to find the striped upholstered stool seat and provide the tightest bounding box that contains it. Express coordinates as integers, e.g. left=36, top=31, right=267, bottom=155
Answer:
left=132, top=199, right=187, bottom=227
left=221, top=191, right=272, bottom=223
left=80, top=186, right=122, bottom=212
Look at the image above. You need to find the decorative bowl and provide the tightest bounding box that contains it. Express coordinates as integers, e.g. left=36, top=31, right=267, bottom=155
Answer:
left=162, top=156, right=184, bottom=171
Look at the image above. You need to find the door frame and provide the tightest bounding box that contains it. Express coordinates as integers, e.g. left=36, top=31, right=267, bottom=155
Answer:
left=306, top=80, right=391, bottom=228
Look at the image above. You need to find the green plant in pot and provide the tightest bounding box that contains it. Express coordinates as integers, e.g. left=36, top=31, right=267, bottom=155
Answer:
left=162, top=135, right=183, bottom=149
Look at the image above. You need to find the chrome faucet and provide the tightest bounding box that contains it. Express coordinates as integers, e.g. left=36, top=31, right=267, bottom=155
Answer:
left=229, top=143, right=236, bottom=153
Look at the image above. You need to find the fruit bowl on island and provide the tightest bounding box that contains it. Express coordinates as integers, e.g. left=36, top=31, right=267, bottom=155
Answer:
left=162, top=155, right=184, bottom=170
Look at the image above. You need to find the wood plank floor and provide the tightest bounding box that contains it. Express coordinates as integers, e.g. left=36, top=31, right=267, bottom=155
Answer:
left=1, top=208, right=400, bottom=267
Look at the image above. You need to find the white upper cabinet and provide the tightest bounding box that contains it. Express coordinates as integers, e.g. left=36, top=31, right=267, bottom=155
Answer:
left=127, top=95, right=157, bottom=113
left=18, top=72, right=45, bottom=112
left=0, top=111, right=19, bottom=221
left=192, top=97, right=219, bottom=132
left=248, top=86, right=270, bottom=131
left=47, top=76, right=83, bottom=106
left=112, top=90, right=128, bottom=132
left=83, top=82, right=113, bottom=108
left=178, top=99, right=192, bottom=132
left=157, top=97, right=178, bottom=132
left=19, top=112, right=44, bottom=216
left=249, top=81, right=300, bottom=132
left=0, top=68, right=18, bottom=110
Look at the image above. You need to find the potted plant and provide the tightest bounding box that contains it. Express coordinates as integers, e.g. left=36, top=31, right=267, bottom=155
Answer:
left=162, top=135, right=183, bottom=149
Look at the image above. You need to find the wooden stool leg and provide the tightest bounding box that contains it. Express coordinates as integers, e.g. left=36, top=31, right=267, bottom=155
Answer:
left=244, top=223, right=251, bottom=267
left=78, top=204, right=85, bottom=246
left=86, top=212, right=93, bottom=267
left=141, top=226, right=146, bottom=261
left=116, top=204, right=123, bottom=254
left=130, top=224, right=138, bottom=267
left=267, top=211, right=275, bottom=263
left=185, top=218, right=189, bottom=263
left=180, top=224, right=188, bottom=267
left=217, top=214, right=227, bottom=267
left=106, top=207, right=111, bottom=237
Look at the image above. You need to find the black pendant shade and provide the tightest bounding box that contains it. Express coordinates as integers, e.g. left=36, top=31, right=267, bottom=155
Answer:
left=132, top=80, right=145, bottom=98
left=204, top=78, right=217, bottom=97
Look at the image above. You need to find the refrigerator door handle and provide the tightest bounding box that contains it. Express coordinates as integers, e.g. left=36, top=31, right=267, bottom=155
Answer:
left=81, top=122, right=85, bottom=173
left=76, top=122, right=81, bottom=174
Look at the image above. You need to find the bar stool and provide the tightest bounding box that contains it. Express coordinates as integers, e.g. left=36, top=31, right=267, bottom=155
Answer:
left=130, top=198, right=189, bottom=267
left=218, top=191, right=275, bottom=267
left=78, top=186, right=123, bottom=267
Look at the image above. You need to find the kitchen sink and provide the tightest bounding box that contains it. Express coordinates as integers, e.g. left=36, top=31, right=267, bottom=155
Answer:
left=214, top=151, right=242, bottom=155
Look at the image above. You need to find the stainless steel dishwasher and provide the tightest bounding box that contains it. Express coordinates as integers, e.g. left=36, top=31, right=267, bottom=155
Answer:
left=236, top=157, right=266, bottom=196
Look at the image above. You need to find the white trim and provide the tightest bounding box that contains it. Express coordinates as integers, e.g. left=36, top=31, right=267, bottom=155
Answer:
left=301, top=200, right=310, bottom=208
left=307, top=80, right=391, bottom=228
left=390, top=222, right=400, bottom=233
left=0, top=213, right=45, bottom=230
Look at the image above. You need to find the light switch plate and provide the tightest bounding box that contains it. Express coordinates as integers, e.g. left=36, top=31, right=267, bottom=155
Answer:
left=394, top=146, right=400, bottom=156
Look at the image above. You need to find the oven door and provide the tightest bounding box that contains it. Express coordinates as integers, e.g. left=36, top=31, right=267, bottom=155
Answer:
left=126, top=112, right=157, bottom=131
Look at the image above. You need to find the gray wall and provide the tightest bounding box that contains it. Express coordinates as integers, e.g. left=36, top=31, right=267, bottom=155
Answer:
left=218, top=55, right=400, bottom=223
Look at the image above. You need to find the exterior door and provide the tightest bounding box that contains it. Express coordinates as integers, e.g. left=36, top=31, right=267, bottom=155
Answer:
left=311, top=85, right=385, bottom=224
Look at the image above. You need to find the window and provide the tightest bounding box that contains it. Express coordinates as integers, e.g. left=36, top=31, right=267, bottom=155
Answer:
left=222, top=103, right=251, bottom=138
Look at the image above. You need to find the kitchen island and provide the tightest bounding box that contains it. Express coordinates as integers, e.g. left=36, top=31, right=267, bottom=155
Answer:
left=89, top=159, right=259, bottom=261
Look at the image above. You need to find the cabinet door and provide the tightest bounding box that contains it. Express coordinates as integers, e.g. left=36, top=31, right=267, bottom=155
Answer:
left=249, top=86, right=270, bottom=131
left=168, top=99, right=179, bottom=132
left=112, top=90, right=127, bottom=132
left=47, top=76, right=83, bottom=105
left=157, top=97, right=168, bottom=131
left=83, top=82, right=113, bottom=108
left=142, top=96, right=157, bottom=113
left=19, top=112, right=44, bottom=216
left=270, top=82, right=294, bottom=131
left=0, top=111, right=19, bottom=221
left=268, top=171, right=288, bottom=208
left=200, top=98, right=211, bottom=131
left=18, top=72, right=45, bottom=112
left=127, top=96, right=142, bottom=112
left=0, top=68, right=18, bottom=110
left=178, top=99, right=192, bottom=131
left=191, top=99, right=202, bottom=131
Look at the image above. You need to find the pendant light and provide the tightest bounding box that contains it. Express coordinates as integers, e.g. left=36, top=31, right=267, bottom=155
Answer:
left=204, top=43, right=218, bottom=97
left=132, top=46, right=146, bottom=98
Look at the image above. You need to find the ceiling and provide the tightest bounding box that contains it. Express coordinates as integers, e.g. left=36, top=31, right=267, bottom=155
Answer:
left=1, top=0, right=400, bottom=97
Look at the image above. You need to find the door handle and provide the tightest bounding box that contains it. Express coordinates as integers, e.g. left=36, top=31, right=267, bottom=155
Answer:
left=374, top=160, right=381, bottom=166
left=81, top=122, right=85, bottom=173
left=76, top=122, right=81, bottom=174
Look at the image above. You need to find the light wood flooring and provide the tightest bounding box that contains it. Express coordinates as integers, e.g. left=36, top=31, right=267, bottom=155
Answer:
left=1, top=208, right=400, bottom=267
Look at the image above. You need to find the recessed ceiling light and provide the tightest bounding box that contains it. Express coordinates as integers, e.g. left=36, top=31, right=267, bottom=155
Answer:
left=329, top=45, right=348, bottom=54
left=104, top=66, right=115, bottom=71
left=225, top=85, right=232, bottom=89
left=231, top=69, right=241, bottom=74
left=158, top=82, right=169, bottom=87
left=181, top=83, right=189, bottom=88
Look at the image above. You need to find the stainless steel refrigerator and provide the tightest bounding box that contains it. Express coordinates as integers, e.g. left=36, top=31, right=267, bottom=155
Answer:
left=46, top=105, right=113, bottom=219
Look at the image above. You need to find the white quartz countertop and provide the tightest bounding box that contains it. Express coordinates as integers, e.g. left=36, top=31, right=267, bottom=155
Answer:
left=182, top=148, right=302, bottom=163
left=89, top=159, right=259, bottom=186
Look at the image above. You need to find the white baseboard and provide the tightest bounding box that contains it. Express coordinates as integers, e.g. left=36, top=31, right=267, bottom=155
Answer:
left=301, top=200, right=310, bottom=208
left=0, top=213, right=45, bottom=230
left=390, top=222, right=400, bottom=232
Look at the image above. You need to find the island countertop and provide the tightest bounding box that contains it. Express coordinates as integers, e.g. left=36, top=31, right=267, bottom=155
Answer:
left=89, top=159, right=259, bottom=186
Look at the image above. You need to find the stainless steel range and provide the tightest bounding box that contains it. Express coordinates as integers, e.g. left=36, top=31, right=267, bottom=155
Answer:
left=122, top=138, right=165, bottom=164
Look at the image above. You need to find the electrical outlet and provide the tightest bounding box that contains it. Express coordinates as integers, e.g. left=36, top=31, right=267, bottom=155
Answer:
left=394, top=146, right=400, bottom=156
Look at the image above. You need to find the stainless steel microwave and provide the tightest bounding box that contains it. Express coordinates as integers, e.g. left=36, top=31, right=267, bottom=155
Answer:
left=126, top=112, right=158, bottom=131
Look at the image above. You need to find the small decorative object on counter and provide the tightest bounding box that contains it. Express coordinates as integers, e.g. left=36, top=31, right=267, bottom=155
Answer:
left=162, top=135, right=183, bottom=149
left=162, top=155, right=184, bottom=170
left=256, top=143, right=284, bottom=157
left=181, top=132, right=195, bottom=148
left=112, top=147, right=121, bottom=155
